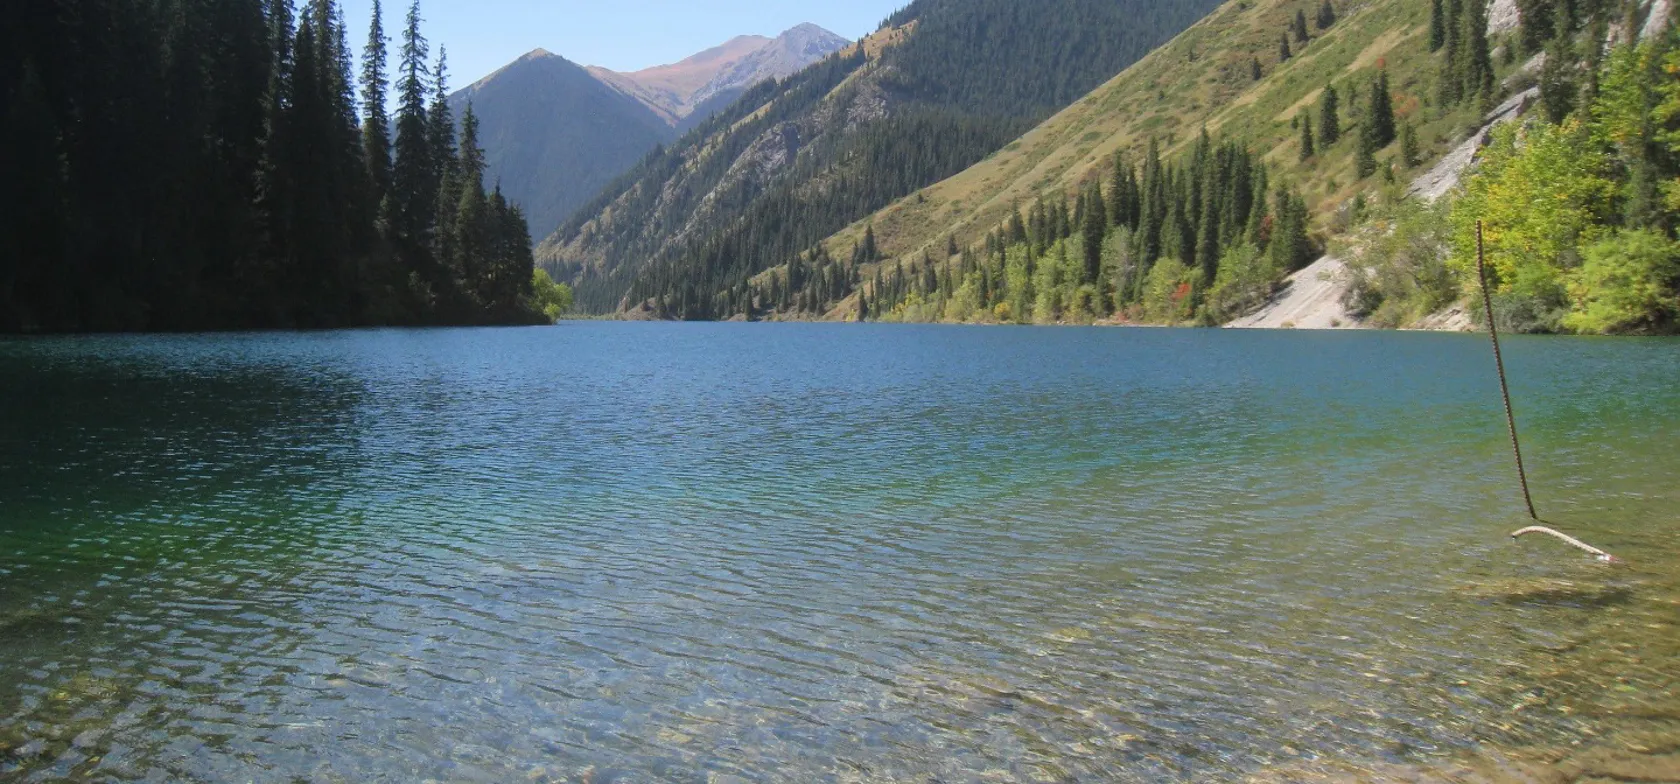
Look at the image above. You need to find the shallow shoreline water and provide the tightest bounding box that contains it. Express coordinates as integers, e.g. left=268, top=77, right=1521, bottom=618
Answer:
left=2, top=324, right=1676, bottom=782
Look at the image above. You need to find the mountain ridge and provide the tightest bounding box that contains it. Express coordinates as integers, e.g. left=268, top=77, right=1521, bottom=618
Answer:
left=588, top=25, right=850, bottom=126
left=540, top=0, right=1231, bottom=314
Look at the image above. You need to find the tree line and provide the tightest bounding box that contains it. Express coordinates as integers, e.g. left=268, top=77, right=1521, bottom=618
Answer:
left=706, top=131, right=1311, bottom=326
left=1, top=0, right=562, bottom=333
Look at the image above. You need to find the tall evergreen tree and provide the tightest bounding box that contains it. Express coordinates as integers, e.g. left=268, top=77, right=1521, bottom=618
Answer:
left=392, top=0, right=433, bottom=245
left=1462, top=0, right=1496, bottom=104
left=1430, top=0, right=1447, bottom=51
left=1293, top=10, right=1311, bottom=43
left=1540, top=35, right=1577, bottom=123
left=361, top=0, right=392, bottom=219
left=1318, top=84, right=1341, bottom=145
left=1400, top=119, right=1422, bottom=167
left=1280, top=33, right=1294, bottom=61
left=1356, top=121, right=1379, bottom=178
left=1316, top=0, right=1338, bottom=29
left=1299, top=110, right=1316, bottom=160
left=1082, top=180, right=1107, bottom=285
left=1369, top=69, right=1396, bottom=147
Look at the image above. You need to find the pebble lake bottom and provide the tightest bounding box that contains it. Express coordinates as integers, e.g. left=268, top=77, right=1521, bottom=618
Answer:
left=1, top=323, right=1677, bottom=782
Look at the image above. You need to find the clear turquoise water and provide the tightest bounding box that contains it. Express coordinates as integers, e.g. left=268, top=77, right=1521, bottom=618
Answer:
left=1, top=324, right=1677, bottom=782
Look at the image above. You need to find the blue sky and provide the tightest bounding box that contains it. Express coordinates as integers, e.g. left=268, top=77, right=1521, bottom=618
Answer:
left=336, top=0, right=908, bottom=90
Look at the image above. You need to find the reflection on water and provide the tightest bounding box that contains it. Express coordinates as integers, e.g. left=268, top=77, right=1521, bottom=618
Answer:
left=0, top=325, right=1677, bottom=782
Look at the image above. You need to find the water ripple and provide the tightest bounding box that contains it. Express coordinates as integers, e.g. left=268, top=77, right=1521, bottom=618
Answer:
left=1, top=325, right=1677, bottom=782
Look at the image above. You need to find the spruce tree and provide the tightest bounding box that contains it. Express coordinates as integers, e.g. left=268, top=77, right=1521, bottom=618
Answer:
left=1251, top=57, right=1264, bottom=80
left=1294, top=10, right=1311, bottom=43
left=1318, top=84, right=1341, bottom=145
left=456, top=103, right=489, bottom=303
left=428, top=47, right=456, bottom=186
left=1299, top=110, right=1316, bottom=160
left=1280, top=33, right=1293, bottom=61
left=392, top=0, right=433, bottom=244
left=361, top=0, right=392, bottom=218
left=1539, top=35, right=1576, bottom=123
left=1355, top=122, right=1379, bottom=178
left=1369, top=69, right=1396, bottom=147
left=1317, top=0, right=1337, bottom=29
left=1462, top=0, right=1495, bottom=105
left=1399, top=119, right=1422, bottom=167
left=1082, top=180, right=1107, bottom=285
left=1430, top=0, right=1447, bottom=51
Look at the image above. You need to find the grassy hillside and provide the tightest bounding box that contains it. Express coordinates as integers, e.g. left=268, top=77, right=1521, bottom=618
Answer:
left=814, top=0, right=1491, bottom=281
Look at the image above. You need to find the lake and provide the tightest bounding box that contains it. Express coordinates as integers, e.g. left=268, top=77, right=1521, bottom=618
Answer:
left=1, top=324, right=1677, bottom=782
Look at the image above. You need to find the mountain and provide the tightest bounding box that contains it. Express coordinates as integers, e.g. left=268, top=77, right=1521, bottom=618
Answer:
left=586, top=36, right=773, bottom=126
left=452, top=27, right=848, bottom=243
left=767, top=0, right=1678, bottom=333
left=448, top=50, right=677, bottom=245
left=539, top=0, right=1230, bottom=315
left=588, top=25, right=850, bottom=131
left=677, top=24, right=853, bottom=132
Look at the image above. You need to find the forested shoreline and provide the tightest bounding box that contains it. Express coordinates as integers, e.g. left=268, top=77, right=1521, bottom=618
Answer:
left=0, top=0, right=567, bottom=334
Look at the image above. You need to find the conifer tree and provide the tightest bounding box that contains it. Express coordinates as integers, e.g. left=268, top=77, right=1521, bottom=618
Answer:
left=1317, top=0, right=1337, bottom=29
left=1462, top=0, right=1495, bottom=105
left=1299, top=110, right=1316, bottom=160
left=1399, top=119, right=1422, bottom=167
left=1251, top=57, right=1264, bottom=80
left=1430, top=0, right=1447, bottom=51
left=1318, top=84, right=1341, bottom=145
left=361, top=0, right=392, bottom=218
left=1539, top=35, right=1577, bottom=123
left=1356, top=122, right=1379, bottom=178
left=1294, top=10, right=1311, bottom=43
left=1280, top=33, right=1293, bottom=61
left=1082, top=180, right=1108, bottom=285
left=392, top=0, right=433, bottom=244
left=1369, top=69, right=1396, bottom=147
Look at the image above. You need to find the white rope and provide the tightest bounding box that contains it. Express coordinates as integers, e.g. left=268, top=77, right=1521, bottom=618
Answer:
left=1511, top=526, right=1616, bottom=563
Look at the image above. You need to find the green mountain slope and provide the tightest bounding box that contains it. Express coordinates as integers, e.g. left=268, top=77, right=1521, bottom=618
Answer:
left=538, top=0, right=1230, bottom=314
left=818, top=0, right=1452, bottom=281
left=448, top=51, right=678, bottom=243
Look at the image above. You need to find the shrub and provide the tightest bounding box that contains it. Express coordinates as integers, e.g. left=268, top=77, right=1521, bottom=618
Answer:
left=1563, top=230, right=1680, bottom=334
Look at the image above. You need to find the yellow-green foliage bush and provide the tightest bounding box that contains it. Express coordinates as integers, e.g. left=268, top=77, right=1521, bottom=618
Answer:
left=1564, top=230, right=1680, bottom=334
left=1450, top=120, right=1615, bottom=331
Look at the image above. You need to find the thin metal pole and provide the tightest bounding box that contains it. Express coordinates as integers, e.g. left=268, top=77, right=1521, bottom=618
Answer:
left=1476, top=221, right=1539, bottom=521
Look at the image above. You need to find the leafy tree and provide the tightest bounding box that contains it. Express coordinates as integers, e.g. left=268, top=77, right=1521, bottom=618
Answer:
left=1563, top=229, right=1680, bottom=333
left=531, top=268, right=574, bottom=321
left=1451, top=120, right=1615, bottom=326
left=1204, top=243, right=1275, bottom=322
